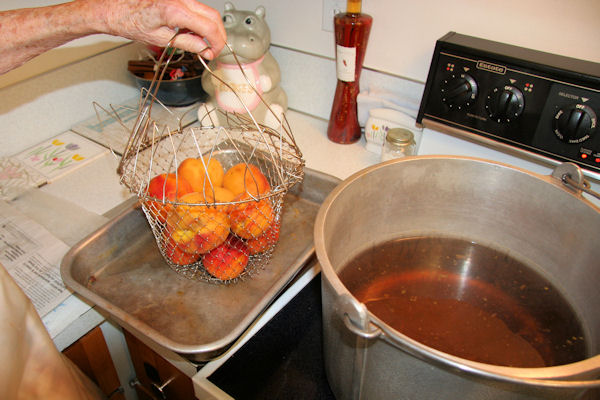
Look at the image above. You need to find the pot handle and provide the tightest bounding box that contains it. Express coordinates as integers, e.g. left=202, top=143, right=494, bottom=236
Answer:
left=336, top=294, right=600, bottom=389
left=552, top=163, right=600, bottom=201
left=337, top=293, right=381, bottom=339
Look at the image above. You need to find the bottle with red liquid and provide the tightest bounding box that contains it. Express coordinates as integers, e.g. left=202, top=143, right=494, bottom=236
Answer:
left=326, top=0, right=373, bottom=144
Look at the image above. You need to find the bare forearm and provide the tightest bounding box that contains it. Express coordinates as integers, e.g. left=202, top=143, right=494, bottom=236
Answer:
left=0, top=2, right=101, bottom=74
left=0, top=0, right=225, bottom=75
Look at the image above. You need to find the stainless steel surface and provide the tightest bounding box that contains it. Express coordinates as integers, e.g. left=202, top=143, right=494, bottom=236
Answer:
left=61, top=168, right=339, bottom=361
left=315, top=156, right=600, bottom=399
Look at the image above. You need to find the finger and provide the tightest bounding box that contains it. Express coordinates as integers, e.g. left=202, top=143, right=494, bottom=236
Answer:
left=181, top=0, right=227, bottom=44
left=165, top=2, right=226, bottom=58
left=172, top=32, right=217, bottom=59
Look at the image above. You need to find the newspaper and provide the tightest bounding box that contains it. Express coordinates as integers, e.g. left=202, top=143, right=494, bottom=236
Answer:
left=0, top=200, right=70, bottom=317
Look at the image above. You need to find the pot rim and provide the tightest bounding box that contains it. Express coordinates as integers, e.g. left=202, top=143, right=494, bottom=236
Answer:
left=314, top=155, right=600, bottom=388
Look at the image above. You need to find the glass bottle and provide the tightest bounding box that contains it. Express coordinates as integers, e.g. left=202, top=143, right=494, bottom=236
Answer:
left=381, top=128, right=416, bottom=161
left=326, top=0, right=373, bottom=144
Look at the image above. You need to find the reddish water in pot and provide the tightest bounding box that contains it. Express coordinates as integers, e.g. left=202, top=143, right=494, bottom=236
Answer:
left=339, top=237, right=588, bottom=368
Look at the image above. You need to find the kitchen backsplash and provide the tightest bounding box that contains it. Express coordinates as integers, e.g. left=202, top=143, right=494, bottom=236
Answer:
left=271, top=45, right=424, bottom=121
left=0, top=43, right=144, bottom=158
left=0, top=41, right=424, bottom=158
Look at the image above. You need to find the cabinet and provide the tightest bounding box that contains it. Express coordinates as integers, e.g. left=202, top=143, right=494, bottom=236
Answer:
left=62, top=324, right=198, bottom=400
left=62, top=325, right=125, bottom=400
left=124, top=330, right=196, bottom=400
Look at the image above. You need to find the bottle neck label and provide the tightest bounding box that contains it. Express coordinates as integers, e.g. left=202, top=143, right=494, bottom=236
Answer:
left=336, top=45, right=356, bottom=82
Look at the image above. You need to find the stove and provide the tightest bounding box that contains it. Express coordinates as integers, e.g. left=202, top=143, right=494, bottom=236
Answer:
left=207, top=272, right=335, bottom=399
left=416, top=32, right=600, bottom=181
left=195, top=33, right=600, bottom=399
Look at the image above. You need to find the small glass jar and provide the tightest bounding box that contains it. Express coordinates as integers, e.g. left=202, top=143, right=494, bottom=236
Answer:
left=381, top=128, right=416, bottom=161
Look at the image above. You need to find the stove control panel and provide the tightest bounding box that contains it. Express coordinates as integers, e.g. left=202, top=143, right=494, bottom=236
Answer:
left=417, top=32, right=600, bottom=178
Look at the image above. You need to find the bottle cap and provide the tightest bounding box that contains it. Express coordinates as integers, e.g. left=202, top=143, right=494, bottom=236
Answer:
left=347, top=0, right=362, bottom=13
left=386, top=128, right=415, bottom=146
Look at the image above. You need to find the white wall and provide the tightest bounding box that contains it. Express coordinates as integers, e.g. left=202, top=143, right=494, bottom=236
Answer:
left=202, top=0, right=600, bottom=83
left=6, top=0, right=598, bottom=86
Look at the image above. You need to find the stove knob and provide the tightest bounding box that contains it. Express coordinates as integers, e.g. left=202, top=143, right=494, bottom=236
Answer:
left=553, top=104, right=597, bottom=144
left=440, top=73, right=478, bottom=109
left=485, top=85, right=525, bottom=123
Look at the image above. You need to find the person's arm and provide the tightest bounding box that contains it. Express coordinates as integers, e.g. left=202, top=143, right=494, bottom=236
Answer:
left=0, top=0, right=226, bottom=75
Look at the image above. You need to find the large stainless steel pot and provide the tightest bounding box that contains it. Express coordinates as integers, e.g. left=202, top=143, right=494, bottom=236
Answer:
left=314, top=156, right=600, bottom=400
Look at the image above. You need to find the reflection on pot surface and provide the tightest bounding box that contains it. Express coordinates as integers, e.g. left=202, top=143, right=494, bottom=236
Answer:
left=339, top=236, right=588, bottom=368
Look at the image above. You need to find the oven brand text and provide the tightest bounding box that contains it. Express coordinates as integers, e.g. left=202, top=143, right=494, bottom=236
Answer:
left=476, top=61, right=506, bottom=74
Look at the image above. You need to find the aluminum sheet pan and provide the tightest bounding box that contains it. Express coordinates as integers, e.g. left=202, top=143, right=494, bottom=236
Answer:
left=61, top=168, right=340, bottom=361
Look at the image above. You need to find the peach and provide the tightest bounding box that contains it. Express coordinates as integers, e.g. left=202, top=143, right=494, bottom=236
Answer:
left=222, top=163, right=270, bottom=197
left=203, top=237, right=249, bottom=280
left=229, top=197, right=275, bottom=239
left=166, top=192, right=230, bottom=254
left=202, top=185, right=236, bottom=213
left=177, top=156, right=225, bottom=192
left=145, top=173, right=193, bottom=223
left=164, top=238, right=200, bottom=266
left=246, top=221, right=280, bottom=254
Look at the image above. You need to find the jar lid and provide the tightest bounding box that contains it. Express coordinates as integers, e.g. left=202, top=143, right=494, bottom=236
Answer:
left=386, top=128, right=415, bottom=146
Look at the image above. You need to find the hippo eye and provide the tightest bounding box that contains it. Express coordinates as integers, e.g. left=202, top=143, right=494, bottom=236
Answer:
left=245, top=17, right=253, bottom=25
left=223, top=14, right=234, bottom=24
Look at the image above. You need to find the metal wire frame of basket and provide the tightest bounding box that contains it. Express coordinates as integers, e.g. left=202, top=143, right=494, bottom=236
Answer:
left=116, top=35, right=304, bottom=284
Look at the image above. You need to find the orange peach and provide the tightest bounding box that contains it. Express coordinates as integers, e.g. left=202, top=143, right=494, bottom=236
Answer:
left=222, top=163, right=270, bottom=197
left=229, top=197, right=275, bottom=239
left=202, top=185, right=236, bottom=213
left=246, top=221, right=280, bottom=254
left=203, top=238, right=249, bottom=280
left=177, top=156, right=225, bottom=192
left=166, top=192, right=230, bottom=254
left=145, top=173, right=193, bottom=223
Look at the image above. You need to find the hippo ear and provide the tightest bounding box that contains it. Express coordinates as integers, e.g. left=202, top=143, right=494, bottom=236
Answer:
left=255, top=5, right=266, bottom=19
left=224, top=2, right=235, bottom=12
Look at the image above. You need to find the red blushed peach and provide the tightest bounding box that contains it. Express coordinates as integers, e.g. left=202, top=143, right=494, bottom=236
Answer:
left=166, top=192, right=230, bottom=254
left=246, top=221, right=280, bottom=255
left=203, top=238, right=249, bottom=281
left=222, top=163, right=270, bottom=197
left=164, top=238, right=200, bottom=266
left=145, top=173, right=193, bottom=223
left=229, top=197, right=275, bottom=239
left=177, top=156, right=225, bottom=192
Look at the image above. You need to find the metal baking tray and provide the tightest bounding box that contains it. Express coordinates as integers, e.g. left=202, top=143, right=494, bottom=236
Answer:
left=61, top=168, right=339, bottom=361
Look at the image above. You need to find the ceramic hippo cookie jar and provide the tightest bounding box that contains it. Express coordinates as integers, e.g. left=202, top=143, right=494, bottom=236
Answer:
left=198, top=2, right=287, bottom=129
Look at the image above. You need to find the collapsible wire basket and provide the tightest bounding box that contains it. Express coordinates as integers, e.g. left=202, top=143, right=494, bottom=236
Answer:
left=117, top=37, right=304, bottom=283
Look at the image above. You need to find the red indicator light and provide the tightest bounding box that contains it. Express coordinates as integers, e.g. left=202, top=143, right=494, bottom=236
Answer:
left=581, top=153, right=588, bottom=159
left=595, top=158, right=600, bottom=163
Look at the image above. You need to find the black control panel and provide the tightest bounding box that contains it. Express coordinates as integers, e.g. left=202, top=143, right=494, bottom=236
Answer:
left=417, top=32, right=600, bottom=177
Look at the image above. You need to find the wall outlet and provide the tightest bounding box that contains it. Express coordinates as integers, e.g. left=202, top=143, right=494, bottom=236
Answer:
left=322, top=0, right=346, bottom=32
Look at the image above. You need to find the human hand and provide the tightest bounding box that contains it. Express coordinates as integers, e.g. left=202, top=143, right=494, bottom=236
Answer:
left=81, top=0, right=227, bottom=59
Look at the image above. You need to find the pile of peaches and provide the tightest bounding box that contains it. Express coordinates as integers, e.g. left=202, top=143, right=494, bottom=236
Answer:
left=144, top=156, right=279, bottom=281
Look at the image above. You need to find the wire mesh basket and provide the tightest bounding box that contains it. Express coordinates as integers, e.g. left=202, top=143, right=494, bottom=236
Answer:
left=117, top=37, right=304, bottom=283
